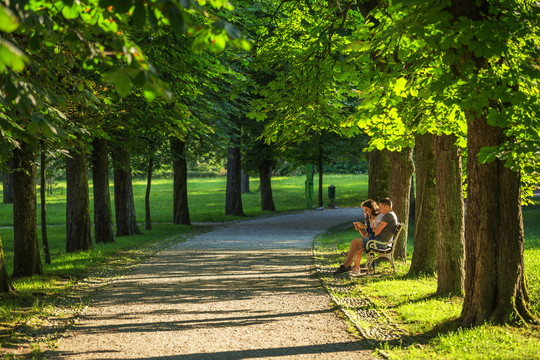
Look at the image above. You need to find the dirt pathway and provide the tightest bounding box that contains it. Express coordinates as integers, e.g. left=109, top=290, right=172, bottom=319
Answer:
left=48, top=208, right=374, bottom=359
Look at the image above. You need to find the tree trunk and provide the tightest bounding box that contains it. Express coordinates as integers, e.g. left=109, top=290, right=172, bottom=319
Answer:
left=91, top=138, right=114, bottom=244
left=259, top=159, right=276, bottom=211
left=2, top=157, right=14, bottom=204
left=0, top=238, right=14, bottom=293
left=388, top=147, right=415, bottom=261
left=145, top=157, right=153, bottom=230
left=317, top=147, right=324, bottom=208
left=66, top=145, right=93, bottom=253
left=12, top=142, right=43, bottom=277
left=170, top=138, right=191, bottom=225
left=40, top=141, right=51, bottom=264
left=448, top=0, right=536, bottom=326
left=408, top=134, right=437, bottom=276
left=241, top=169, right=250, bottom=194
left=434, top=134, right=465, bottom=295
left=367, top=149, right=390, bottom=201
left=225, top=126, right=244, bottom=216
left=409, top=177, right=416, bottom=220
left=461, top=115, right=535, bottom=325
left=112, top=144, right=141, bottom=236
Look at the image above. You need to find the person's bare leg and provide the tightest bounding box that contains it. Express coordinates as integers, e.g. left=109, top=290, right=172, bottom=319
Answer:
left=352, top=249, right=364, bottom=271
left=343, top=238, right=364, bottom=267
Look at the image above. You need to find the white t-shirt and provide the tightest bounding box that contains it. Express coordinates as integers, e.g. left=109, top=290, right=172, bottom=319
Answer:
left=365, top=213, right=384, bottom=229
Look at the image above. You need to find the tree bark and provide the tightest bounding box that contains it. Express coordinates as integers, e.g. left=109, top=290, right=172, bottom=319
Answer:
left=92, top=138, right=114, bottom=244
left=145, top=157, right=153, bottom=230
left=2, top=157, right=14, bottom=204
left=0, top=238, right=14, bottom=293
left=461, top=116, right=535, bottom=325
left=225, top=125, right=244, bottom=216
left=241, top=169, right=250, bottom=194
left=388, top=147, right=415, bottom=261
left=408, top=134, right=437, bottom=276
left=112, top=144, right=141, bottom=236
left=170, top=138, right=191, bottom=225
left=448, top=0, right=536, bottom=326
left=367, top=149, right=390, bottom=201
left=317, top=146, right=324, bottom=207
left=66, top=145, right=93, bottom=252
left=12, top=142, right=43, bottom=277
left=40, top=141, right=51, bottom=264
left=434, top=134, right=465, bottom=295
left=259, top=159, right=276, bottom=211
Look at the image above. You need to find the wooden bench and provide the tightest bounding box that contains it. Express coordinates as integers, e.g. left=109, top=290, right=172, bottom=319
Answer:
left=365, top=223, right=403, bottom=274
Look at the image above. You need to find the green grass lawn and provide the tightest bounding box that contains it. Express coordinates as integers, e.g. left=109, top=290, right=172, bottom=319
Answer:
left=315, top=201, right=540, bottom=360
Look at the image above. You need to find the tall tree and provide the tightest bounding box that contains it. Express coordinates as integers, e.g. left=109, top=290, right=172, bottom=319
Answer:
left=259, top=158, right=276, bottom=211
left=241, top=169, right=250, bottom=194
left=434, top=134, right=465, bottom=295
left=388, top=148, right=415, bottom=261
left=408, top=133, right=437, bottom=276
left=225, top=122, right=244, bottom=216
left=65, top=143, right=93, bottom=252
left=440, top=0, right=538, bottom=326
left=12, top=142, right=43, bottom=277
left=0, top=239, right=14, bottom=293
left=367, top=149, right=390, bottom=201
left=2, top=157, right=14, bottom=204
left=112, top=142, right=141, bottom=236
left=171, top=138, right=191, bottom=225
left=40, top=141, right=51, bottom=264
left=92, top=138, right=114, bottom=244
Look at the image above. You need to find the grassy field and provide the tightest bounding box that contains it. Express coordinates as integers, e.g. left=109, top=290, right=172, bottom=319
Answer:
left=315, top=200, right=540, bottom=359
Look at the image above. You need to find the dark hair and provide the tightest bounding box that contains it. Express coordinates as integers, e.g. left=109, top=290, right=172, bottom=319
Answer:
left=378, top=198, right=393, bottom=208
left=361, top=199, right=381, bottom=216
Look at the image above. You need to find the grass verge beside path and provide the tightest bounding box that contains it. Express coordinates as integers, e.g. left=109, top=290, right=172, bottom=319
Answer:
left=314, top=203, right=540, bottom=360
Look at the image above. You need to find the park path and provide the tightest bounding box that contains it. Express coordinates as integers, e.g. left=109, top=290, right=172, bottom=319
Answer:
left=48, top=208, right=374, bottom=360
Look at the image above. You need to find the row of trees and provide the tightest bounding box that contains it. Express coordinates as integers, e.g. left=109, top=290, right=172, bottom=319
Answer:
left=248, top=0, right=539, bottom=327
left=1, top=0, right=539, bottom=329
left=0, top=0, right=364, bottom=289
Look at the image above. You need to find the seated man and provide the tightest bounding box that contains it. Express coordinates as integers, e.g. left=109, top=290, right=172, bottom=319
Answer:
left=334, top=198, right=398, bottom=276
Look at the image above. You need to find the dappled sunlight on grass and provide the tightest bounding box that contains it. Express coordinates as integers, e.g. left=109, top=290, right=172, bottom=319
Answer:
left=316, top=202, right=540, bottom=359
left=385, top=326, right=540, bottom=360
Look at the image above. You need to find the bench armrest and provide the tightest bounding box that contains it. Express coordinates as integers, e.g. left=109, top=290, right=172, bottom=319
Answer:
left=365, top=239, right=393, bottom=251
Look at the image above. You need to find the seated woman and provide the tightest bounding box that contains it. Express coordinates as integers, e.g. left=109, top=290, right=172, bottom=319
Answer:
left=341, top=199, right=383, bottom=269
left=334, top=198, right=398, bottom=276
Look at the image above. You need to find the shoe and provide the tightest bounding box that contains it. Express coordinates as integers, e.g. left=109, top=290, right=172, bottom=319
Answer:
left=341, top=252, right=348, bottom=257
left=333, top=265, right=352, bottom=275
left=350, top=268, right=365, bottom=277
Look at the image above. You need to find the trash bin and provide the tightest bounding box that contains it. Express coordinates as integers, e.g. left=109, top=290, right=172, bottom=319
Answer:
left=328, top=185, right=336, bottom=208
left=328, top=185, right=335, bottom=201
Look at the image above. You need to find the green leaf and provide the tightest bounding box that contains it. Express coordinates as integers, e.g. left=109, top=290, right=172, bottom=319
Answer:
left=115, top=71, right=133, bottom=97
left=0, top=5, right=19, bottom=32
left=393, top=78, right=407, bottom=97
left=61, top=2, right=80, bottom=20
left=114, top=0, right=133, bottom=13
left=0, top=39, right=29, bottom=72
left=132, top=1, right=146, bottom=28
left=103, top=69, right=133, bottom=97
left=148, top=8, right=158, bottom=30
left=168, top=6, right=185, bottom=34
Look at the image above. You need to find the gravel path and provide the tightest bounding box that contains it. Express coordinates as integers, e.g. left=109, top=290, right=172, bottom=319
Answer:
left=48, top=208, right=375, bottom=359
